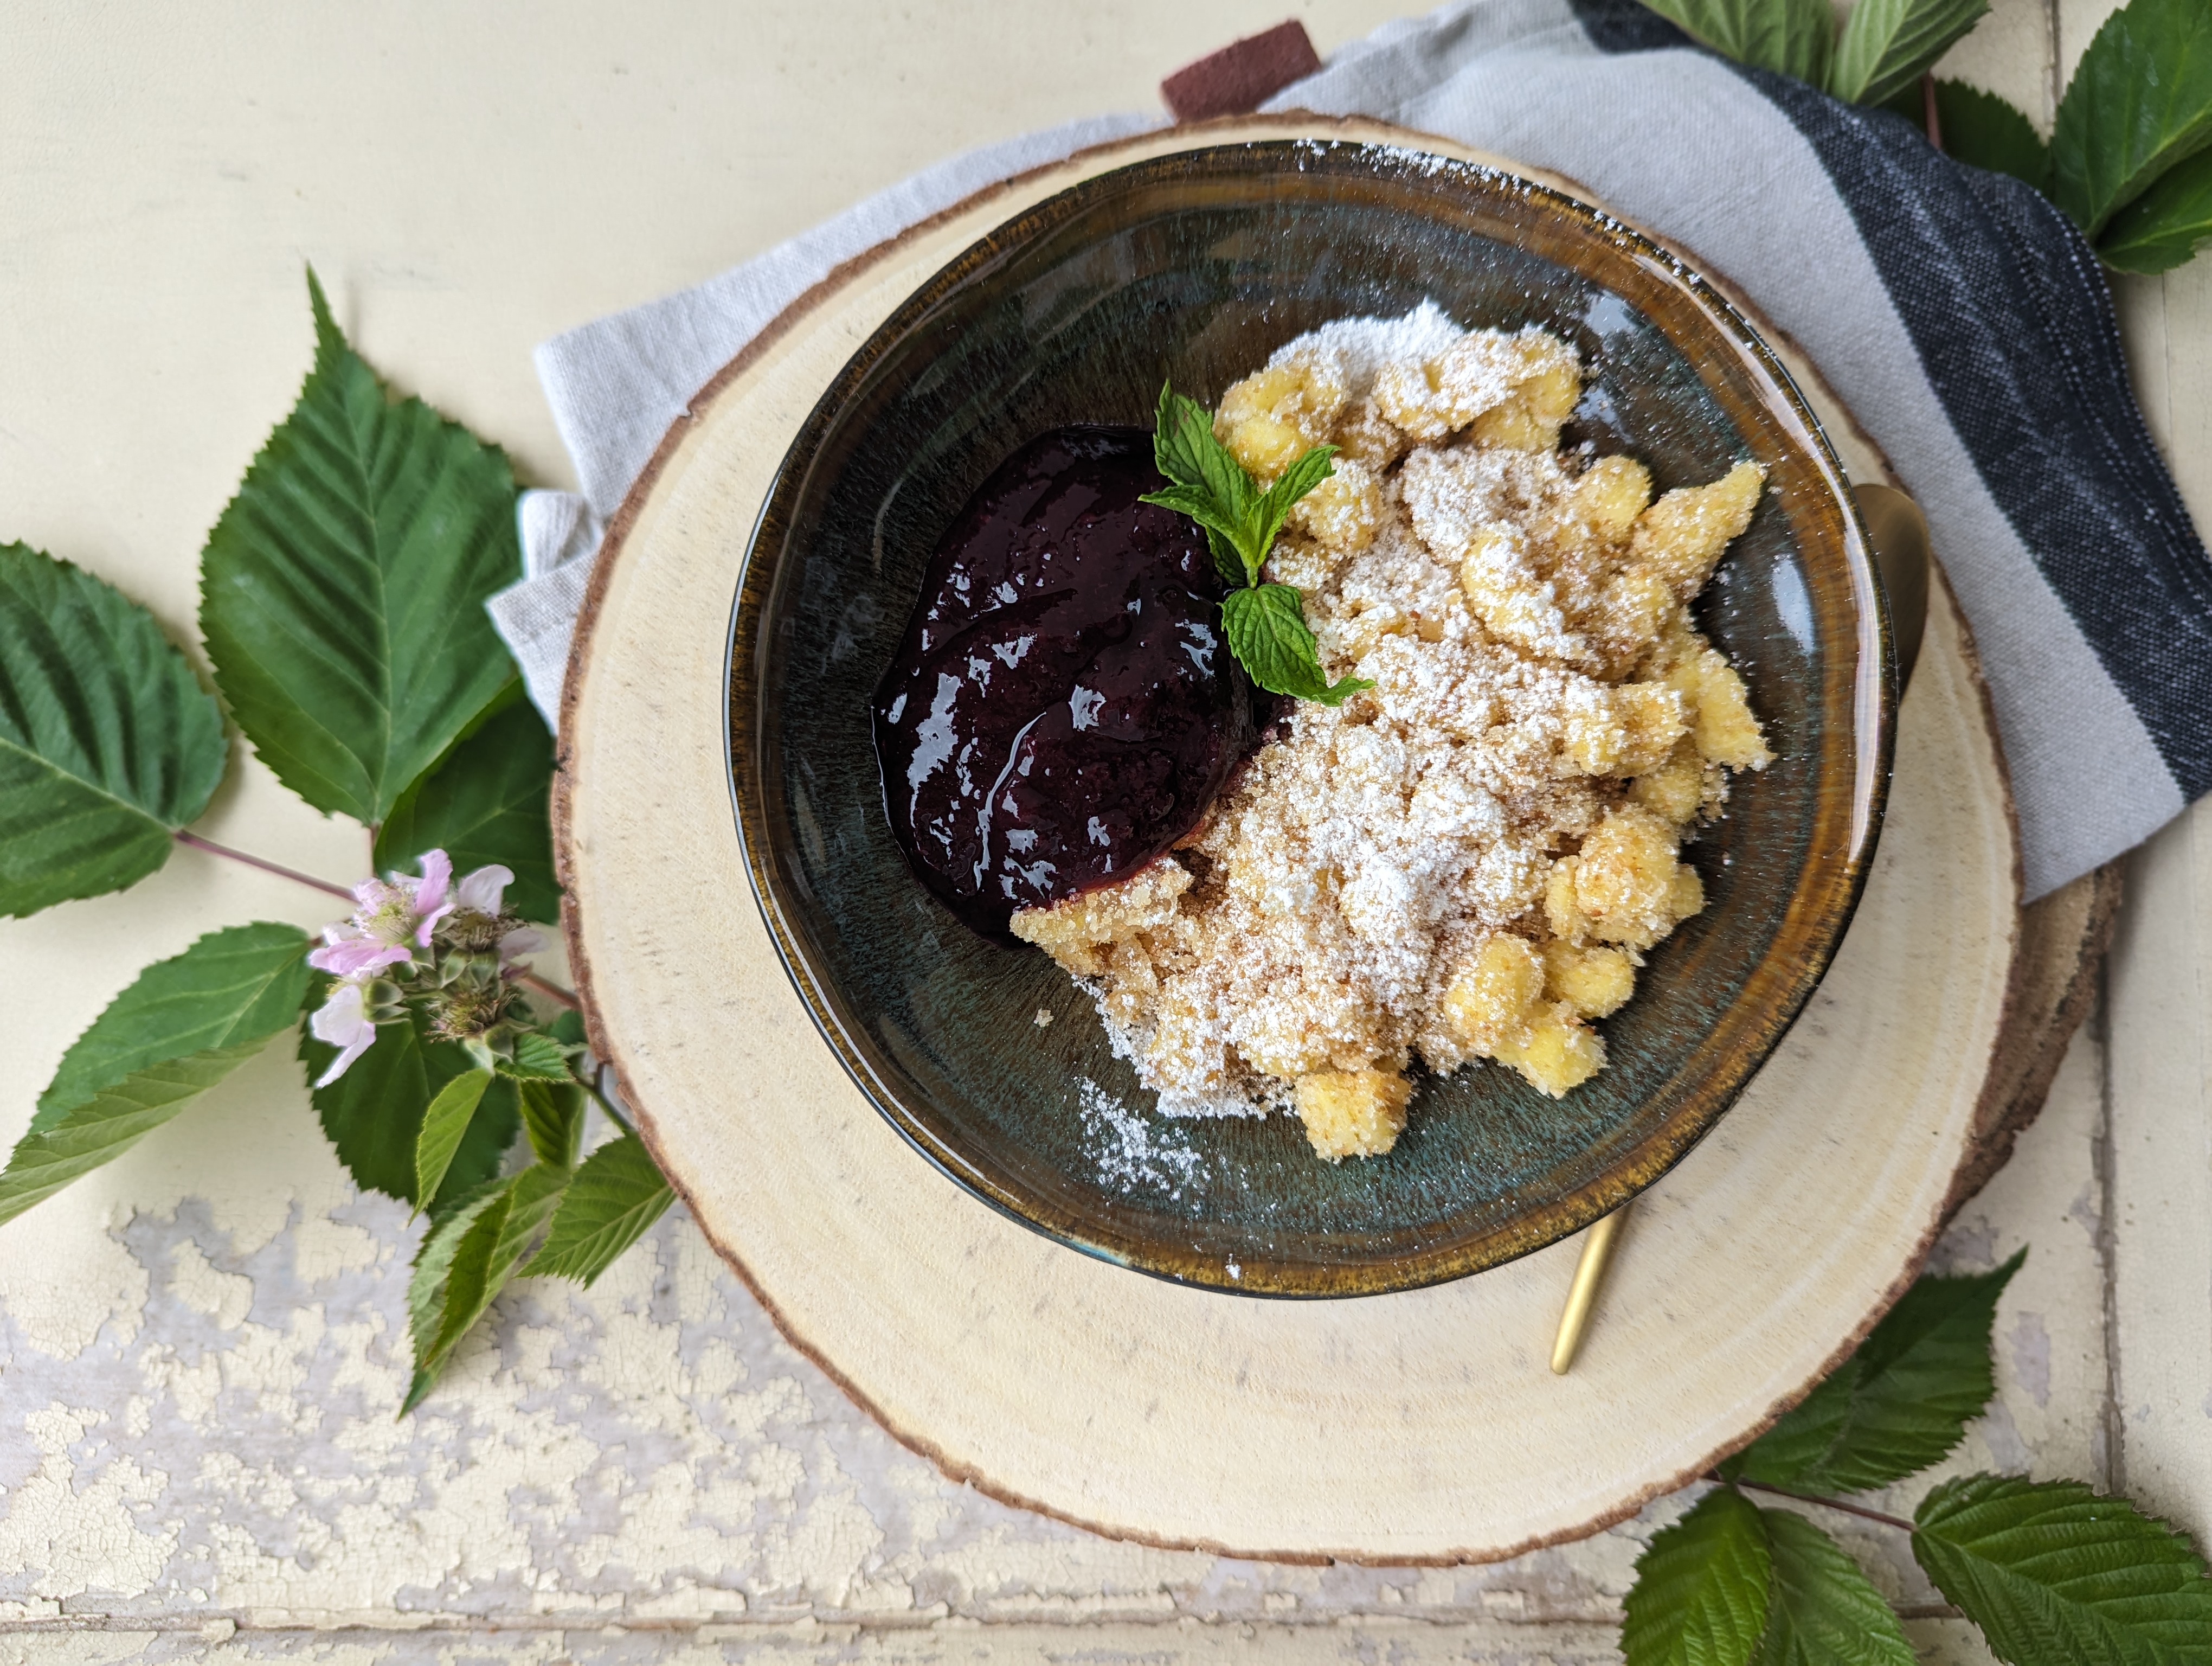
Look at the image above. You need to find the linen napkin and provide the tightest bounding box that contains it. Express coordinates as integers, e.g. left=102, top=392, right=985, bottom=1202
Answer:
left=491, top=0, right=2212, bottom=902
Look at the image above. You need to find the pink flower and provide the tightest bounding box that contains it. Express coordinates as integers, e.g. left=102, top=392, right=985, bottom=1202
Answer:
left=307, top=927, right=412, bottom=979
left=403, top=850, right=455, bottom=946
left=308, top=980, right=377, bottom=1086
left=497, top=925, right=543, bottom=977
left=453, top=863, right=512, bottom=919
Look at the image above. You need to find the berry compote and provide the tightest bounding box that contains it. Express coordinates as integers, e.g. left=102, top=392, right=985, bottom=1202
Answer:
left=872, top=426, right=1253, bottom=940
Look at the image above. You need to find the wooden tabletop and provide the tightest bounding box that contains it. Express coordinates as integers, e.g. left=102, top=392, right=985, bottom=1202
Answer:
left=1, top=3, right=2203, bottom=1662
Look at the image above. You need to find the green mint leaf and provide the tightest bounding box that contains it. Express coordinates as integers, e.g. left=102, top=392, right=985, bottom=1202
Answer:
left=1622, top=1487, right=1773, bottom=1666
left=1749, top=1509, right=1915, bottom=1666
left=1147, top=381, right=1265, bottom=579
left=37, top=921, right=312, bottom=1128
left=1253, top=443, right=1339, bottom=559
left=523, top=1133, right=674, bottom=1287
left=0, top=922, right=314, bottom=1227
left=1221, top=585, right=1372, bottom=706
left=1140, top=482, right=1255, bottom=556
left=0, top=1042, right=271, bottom=1229
left=1637, top=0, right=1833, bottom=87
left=1151, top=382, right=1256, bottom=522
left=1912, top=1475, right=2212, bottom=1665
left=413, top=1067, right=493, bottom=1210
left=200, top=268, right=523, bottom=827
left=498, top=1029, right=575, bottom=1082
left=1829, top=0, right=1989, bottom=106
left=374, top=686, right=558, bottom=922
left=1933, top=81, right=2055, bottom=195
left=0, top=542, right=227, bottom=917
left=2100, top=146, right=2212, bottom=273
left=518, top=1077, right=586, bottom=1170
left=2052, top=0, right=2212, bottom=235
left=1734, top=1249, right=2022, bottom=1494
left=303, top=997, right=518, bottom=1212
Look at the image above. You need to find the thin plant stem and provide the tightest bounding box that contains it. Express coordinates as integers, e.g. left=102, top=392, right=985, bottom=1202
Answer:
left=176, top=828, right=583, bottom=1007
left=581, top=1076, right=636, bottom=1137
left=517, top=969, right=580, bottom=1010
left=1719, top=1474, right=1917, bottom=1534
left=175, top=829, right=354, bottom=900
left=1922, top=70, right=1944, bottom=150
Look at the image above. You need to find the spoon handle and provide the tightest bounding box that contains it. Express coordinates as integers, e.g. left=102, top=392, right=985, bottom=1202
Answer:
left=1549, top=1202, right=1631, bottom=1374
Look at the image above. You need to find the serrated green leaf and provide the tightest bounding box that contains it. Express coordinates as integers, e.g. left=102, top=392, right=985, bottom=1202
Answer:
left=199, top=269, right=522, bottom=827
left=2100, top=145, right=2212, bottom=273
left=2052, top=0, right=2212, bottom=234
left=402, top=1175, right=504, bottom=1414
left=1636, top=0, right=1834, bottom=85
left=523, top=1133, right=673, bottom=1287
left=302, top=998, right=517, bottom=1210
left=414, top=1067, right=492, bottom=1209
left=1750, top=1509, right=1915, bottom=1666
left=1934, top=80, right=2055, bottom=194
left=498, top=1030, right=573, bottom=1082
left=1735, top=1250, right=2022, bottom=1494
left=1221, top=585, right=1371, bottom=706
left=1623, top=1487, right=1773, bottom=1666
left=404, top=1163, right=571, bottom=1411
left=373, top=687, right=558, bottom=922
left=518, top=1077, right=584, bottom=1170
left=0, top=1041, right=271, bottom=1228
left=0, top=922, right=315, bottom=1227
left=1913, top=1475, right=2212, bottom=1665
left=1253, top=443, right=1338, bottom=558
left=37, top=922, right=311, bottom=1129
left=1830, top=0, right=1989, bottom=106
left=0, top=542, right=227, bottom=917
left=490, top=1163, right=569, bottom=1272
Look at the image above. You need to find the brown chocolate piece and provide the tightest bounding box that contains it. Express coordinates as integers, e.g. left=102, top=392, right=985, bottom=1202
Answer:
left=1160, top=20, right=1321, bottom=123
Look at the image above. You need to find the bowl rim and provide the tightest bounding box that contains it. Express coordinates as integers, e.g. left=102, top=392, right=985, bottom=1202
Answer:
left=723, top=137, right=1898, bottom=1298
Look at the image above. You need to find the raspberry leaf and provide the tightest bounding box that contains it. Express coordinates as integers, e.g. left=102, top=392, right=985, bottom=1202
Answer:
left=1635, top=0, right=1834, bottom=86
left=523, top=1133, right=674, bottom=1287
left=1829, top=0, right=1989, bottom=107
left=303, top=997, right=517, bottom=1211
left=1912, top=1475, right=2212, bottom=1665
left=374, top=690, right=558, bottom=922
left=1732, top=1250, right=2022, bottom=1494
left=1931, top=80, right=2054, bottom=195
left=200, top=270, right=522, bottom=826
left=0, top=923, right=313, bottom=1227
left=0, top=542, right=227, bottom=916
left=2099, top=147, right=2212, bottom=274
left=1622, top=1486, right=1773, bottom=1666
left=2051, top=0, right=2212, bottom=235
left=1750, top=1509, right=1915, bottom=1666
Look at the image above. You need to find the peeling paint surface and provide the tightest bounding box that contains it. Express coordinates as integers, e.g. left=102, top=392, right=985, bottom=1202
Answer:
left=1, top=1023, right=2110, bottom=1664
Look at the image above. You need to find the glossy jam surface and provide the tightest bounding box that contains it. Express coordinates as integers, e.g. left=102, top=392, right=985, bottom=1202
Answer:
left=872, top=426, right=1252, bottom=938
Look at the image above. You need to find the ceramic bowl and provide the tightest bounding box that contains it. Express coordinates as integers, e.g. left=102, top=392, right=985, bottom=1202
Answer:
left=726, top=140, right=1893, bottom=1296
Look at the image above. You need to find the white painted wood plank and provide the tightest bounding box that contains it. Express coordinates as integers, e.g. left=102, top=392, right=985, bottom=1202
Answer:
left=2099, top=60, right=2212, bottom=1534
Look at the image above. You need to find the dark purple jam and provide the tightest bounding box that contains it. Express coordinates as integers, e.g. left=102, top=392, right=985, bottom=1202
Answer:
left=872, top=426, right=1253, bottom=939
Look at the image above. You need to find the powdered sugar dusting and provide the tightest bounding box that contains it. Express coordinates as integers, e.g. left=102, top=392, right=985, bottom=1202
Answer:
left=1077, top=1078, right=1204, bottom=1195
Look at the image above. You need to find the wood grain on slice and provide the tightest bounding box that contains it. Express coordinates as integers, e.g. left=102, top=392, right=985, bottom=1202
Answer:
left=556, top=116, right=2085, bottom=1561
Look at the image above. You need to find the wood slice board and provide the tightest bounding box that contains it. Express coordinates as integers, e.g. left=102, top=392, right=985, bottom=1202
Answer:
left=555, top=116, right=2107, bottom=1562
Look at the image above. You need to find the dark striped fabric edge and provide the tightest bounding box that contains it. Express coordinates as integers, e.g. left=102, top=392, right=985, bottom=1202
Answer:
left=1572, top=0, right=2212, bottom=798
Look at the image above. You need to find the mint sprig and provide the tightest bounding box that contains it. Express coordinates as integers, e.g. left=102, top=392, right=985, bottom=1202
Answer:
left=1141, top=381, right=1371, bottom=707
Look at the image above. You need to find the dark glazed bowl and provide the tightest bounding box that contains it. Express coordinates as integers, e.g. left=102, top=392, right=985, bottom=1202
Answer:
left=728, top=141, right=1893, bottom=1297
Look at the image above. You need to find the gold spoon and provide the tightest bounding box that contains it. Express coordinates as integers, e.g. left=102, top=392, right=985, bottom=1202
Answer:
left=1549, top=482, right=1931, bottom=1375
